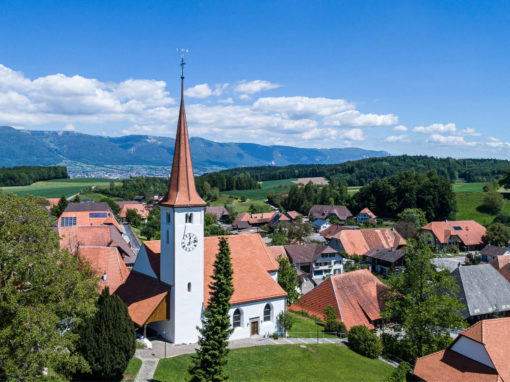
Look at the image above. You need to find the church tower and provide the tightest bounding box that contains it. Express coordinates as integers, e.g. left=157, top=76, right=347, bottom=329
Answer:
left=159, top=62, right=207, bottom=344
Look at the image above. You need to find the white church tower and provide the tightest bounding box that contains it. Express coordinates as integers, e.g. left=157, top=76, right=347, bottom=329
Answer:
left=158, top=59, right=207, bottom=344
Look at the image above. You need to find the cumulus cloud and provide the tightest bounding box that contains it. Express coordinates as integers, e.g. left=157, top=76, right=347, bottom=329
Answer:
left=384, top=135, right=411, bottom=143
left=253, top=96, right=354, bottom=117
left=393, top=125, right=408, bottom=132
left=427, top=134, right=477, bottom=146
left=323, top=110, right=398, bottom=127
left=234, top=80, right=280, bottom=94
left=185, top=83, right=213, bottom=98
left=413, top=123, right=457, bottom=134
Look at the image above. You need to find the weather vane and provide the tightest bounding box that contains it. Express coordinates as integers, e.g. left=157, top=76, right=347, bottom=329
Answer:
left=177, top=48, right=189, bottom=79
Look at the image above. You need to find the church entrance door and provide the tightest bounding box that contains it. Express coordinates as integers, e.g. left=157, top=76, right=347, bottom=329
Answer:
left=250, top=320, right=259, bottom=336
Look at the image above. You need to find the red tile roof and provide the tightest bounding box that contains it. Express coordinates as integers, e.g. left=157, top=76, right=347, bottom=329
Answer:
left=320, top=225, right=345, bottom=240
left=286, top=211, right=302, bottom=220
left=359, top=208, right=377, bottom=219
left=115, top=272, right=169, bottom=327
left=333, top=228, right=405, bottom=256
left=267, top=246, right=288, bottom=262
left=204, top=234, right=285, bottom=305
left=119, top=203, right=149, bottom=219
left=160, top=78, right=206, bottom=208
left=290, top=270, right=388, bottom=330
left=421, top=220, right=486, bottom=246
left=415, top=317, right=510, bottom=381
left=78, top=246, right=130, bottom=294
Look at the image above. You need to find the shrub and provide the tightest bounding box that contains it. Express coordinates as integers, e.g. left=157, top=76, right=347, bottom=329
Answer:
left=383, top=362, right=412, bottom=382
left=240, top=195, right=247, bottom=202
left=277, top=312, right=294, bottom=334
left=271, top=332, right=279, bottom=340
left=481, top=192, right=505, bottom=215
left=445, top=245, right=459, bottom=254
left=347, top=325, right=383, bottom=359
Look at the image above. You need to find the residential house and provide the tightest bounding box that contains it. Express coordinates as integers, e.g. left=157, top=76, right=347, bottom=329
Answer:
left=115, top=79, right=286, bottom=343
left=290, top=269, right=388, bottom=330
left=286, top=211, right=303, bottom=221
left=414, top=317, right=510, bottom=381
left=79, top=247, right=130, bottom=293
left=480, top=244, right=510, bottom=262
left=363, top=247, right=405, bottom=275
left=420, top=220, right=486, bottom=251
left=329, top=228, right=406, bottom=256
left=312, top=219, right=331, bottom=233
left=268, top=246, right=314, bottom=294
left=308, top=205, right=353, bottom=223
left=268, top=212, right=291, bottom=227
left=320, top=225, right=359, bottom=242
left=118, top=202, right=150, bottom=222
left=490, top=256, right=510, bottom=283
left=451, top=264, right=510, bottom=323
left=356, top=208, right=377, bottom=224
left=283, top=243, right=344, bottom=279
left=58, top=202, right=123, bottom=233
left=233, top=211, right=277, bottom=228
left=205, top=206, right=230, bottom=221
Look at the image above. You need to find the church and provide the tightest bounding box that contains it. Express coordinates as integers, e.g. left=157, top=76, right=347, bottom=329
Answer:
left=116, top=71, right=287, bottom=344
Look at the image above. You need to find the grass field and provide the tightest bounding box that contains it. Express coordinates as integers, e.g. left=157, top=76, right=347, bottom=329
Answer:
left=455, top=192, right=510, bottom=225
left=287, top=312, right=337, bottom=338
left=209, top=194, right=273, bottom=214
left=123, top=358, right=142, bottom=381
left=222, top=178, right=298, bottom=200
left=453, top=182, right=485, bottom=193
left=153, top=344, right=394, bottom=382
left=1, top=178, right=118, bottom=198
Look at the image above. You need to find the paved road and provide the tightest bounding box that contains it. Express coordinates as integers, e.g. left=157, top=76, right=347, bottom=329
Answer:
left=134, top=337, right=346, bottom=381
left=122, top=224, right=140, bottom=254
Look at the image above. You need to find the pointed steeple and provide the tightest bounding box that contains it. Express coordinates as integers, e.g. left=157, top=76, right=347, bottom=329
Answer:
left=160, top=70, right=206, bottom=207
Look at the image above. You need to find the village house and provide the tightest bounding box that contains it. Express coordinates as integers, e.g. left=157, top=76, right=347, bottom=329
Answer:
left=480, top=244, right=510, bottom=262
left=420, top=220, right=486, bottom=251
left=267, top=246, right=315, bottom=294
left=268, top=212, right=291, bottom=227
left=329, top=227, right=406, bottom=256
left=115, top=77, right=287, bottom=343
left=58, top=202, right=123, bottom=232
left=118, top=201, right=150, bottom=222
left=356, top=208, right=377, bottom=224
left=414, top=317, right=510, bottom=381
left=490, top=255, right=510, bottom=283
left=363, top=247, right=405, bottom=276
left=290, top=269, right=388, bottom=330
left=286, top=211, right=303, bottom=221
left=320, top=224, right=359, bottom=242
left=205, top=206, right=230, bottom=222
left=311, top=218, right=331, bottom=233
left=280, top=243, right=345, bottom=281
left=308, top=204, right=353, bottom=223
left=233, top=211, right=277, bottom=228
left=451, top=264, right=510, bottom=323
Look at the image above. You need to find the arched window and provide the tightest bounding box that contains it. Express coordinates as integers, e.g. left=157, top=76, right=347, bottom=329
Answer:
left=187, top=282, right=192, bottom=293
left=263, top=304, right=272, bottom=322
left=233, top=308, right=242, bottom=328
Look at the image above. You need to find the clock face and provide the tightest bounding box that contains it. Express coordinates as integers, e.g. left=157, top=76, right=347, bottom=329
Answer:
left=181, top=232, right=198, bottom=252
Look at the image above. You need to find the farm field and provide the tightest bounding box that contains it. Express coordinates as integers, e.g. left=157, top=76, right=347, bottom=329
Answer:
left=222, top=178, right=297, bottom=200
left=1, top=178, right=118, bottom=198
left=209, top=194, right=273, bottom=214
left=455, top=191, right=510, bottom=225
left=153, top=344, right=393, bottom=382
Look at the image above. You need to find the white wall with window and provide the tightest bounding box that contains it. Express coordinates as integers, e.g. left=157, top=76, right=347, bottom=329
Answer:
left=229, top=297, right=286, bottom=340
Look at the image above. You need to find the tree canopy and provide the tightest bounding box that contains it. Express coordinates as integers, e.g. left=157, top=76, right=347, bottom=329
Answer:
left=276, top=256, right=299, bottom=305
left=483, top=223, right=510, bottom=246
left=0, top=165, right=68, bottom=187
left=0, top=193, right=98, bottom=381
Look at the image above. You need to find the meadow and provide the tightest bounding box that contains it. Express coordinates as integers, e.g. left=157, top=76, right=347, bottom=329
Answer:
left=1, top=178, right=118, bottom=198
left=222, top=178, right=297, bottom=200
left=153, top=344, right=394, bottom=382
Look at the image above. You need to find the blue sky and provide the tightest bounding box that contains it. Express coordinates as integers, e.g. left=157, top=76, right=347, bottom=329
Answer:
left=1, top=0, right=510, bottom=158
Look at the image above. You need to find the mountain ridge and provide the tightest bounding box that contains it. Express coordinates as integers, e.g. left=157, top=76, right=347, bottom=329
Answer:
left=0, top=126, right=389, bottom=176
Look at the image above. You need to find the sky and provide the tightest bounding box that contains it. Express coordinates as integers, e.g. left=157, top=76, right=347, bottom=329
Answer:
left=1, top=0, right=510, bottom=158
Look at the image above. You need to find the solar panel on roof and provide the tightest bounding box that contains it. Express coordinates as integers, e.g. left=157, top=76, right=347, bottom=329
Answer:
left=453, top=226, right=462, bottom=231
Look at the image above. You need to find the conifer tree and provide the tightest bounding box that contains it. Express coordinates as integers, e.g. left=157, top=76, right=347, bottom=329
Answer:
left=76, top=287, right=136, bottom=380
left=276, top=256, right=299, bottom=305
left=51, top=194, right=68, bottom=217
left=189, top=237, right=234, bottom=382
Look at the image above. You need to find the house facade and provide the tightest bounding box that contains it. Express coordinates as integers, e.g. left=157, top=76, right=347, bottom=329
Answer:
left=356, top=208, right=377, bottom=224
left=312, top=219, right=331, bottom=233
left=420, top=220, right=486, bottom=251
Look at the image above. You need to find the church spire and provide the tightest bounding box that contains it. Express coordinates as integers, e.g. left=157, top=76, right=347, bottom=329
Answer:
left=160, top=58, right=206, bottom=207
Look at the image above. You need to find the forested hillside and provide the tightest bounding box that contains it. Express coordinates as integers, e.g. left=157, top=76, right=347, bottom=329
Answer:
left=217, top=156, right=510, bottom=186
left=0, top=166, right=68, bottom=187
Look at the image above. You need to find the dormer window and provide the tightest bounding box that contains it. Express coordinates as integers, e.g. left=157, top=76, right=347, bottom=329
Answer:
left=185, top=213, right=193, bottom=224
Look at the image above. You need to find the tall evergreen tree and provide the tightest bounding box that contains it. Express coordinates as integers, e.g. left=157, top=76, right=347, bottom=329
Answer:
left=189, top=237, right=234, bottom=382
left=51, top=194, right=68, bottom=217
left=276, top=256, right=299, bottom=305
left=76, top=287, right=136, bottom=380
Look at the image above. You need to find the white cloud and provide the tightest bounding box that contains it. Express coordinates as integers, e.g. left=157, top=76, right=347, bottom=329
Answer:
left=459, top=127, right=481, bottom=136
left=64, top=124, right=76, bottom=131
left=185, top=83, right=213, bottom=98
left=393, top=125, right=408, bottom=132
left=341, top=128, right=365, bottom=141
left=238, top=94, right=251, bottom=101
left=384, top=135, right=411, bottom=143
left=253, top=96, right=354, bottom=117
left=427, top=134, right=477, bottom=146
left=323, top=110, right=398, bottom=127
left=234, top=80, right=280, bottom=94
left=413, top=123, right=457, bottom=134
left=218, top=97, right=234, bottom=104
left=486, top=137, right=510, bottom=149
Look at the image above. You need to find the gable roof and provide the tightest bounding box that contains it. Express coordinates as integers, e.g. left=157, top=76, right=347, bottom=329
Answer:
left=290, top=269, right=388, bottom=330
left=422, top=220, right=486, bottom=246
left=64, top=202, right=112, bottom=212
left=452, top=264, right=510, bottom=318
left=204, top=234, right=285, bottom=305
left=414, top=317, right=510, bottom=381
left=267, top=246, right=288, bottom=262
left=78, top=246, right=130, bottom=294
left=359, top=208, right=377, bottom=218
left=364, top=247, right=405, bottom=263
left=309, top=205, right=353, bottom=221
left=205, top=206, right=229, bottom=220
left=320, top=225, right=345, bottom=240
left=333, top=228, right=405, bottom=256
left=160, top=78, right=206, bottom=208
left=489, top=256, right=510, bottom=284
left=286, top=211, right=302, bottom=220
left=119, top=203, right=149, bottom=219
left=284, top=243, right=336, bottom=264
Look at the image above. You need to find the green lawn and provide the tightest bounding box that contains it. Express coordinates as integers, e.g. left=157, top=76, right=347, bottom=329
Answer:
left=455, top=191, right=510, bottom=225
left=209, top=194, right=273, bottom=214
left=222, top=178, right=298, bottom=200
left=153, top=344, right=393, bottom=382
left=1, top=178, right=118, bottom=198
left=453, top=182, right=485, bottom=193
left=287, top=311, right=337, bottom=338
left=123, top=357, right=142, bottom=381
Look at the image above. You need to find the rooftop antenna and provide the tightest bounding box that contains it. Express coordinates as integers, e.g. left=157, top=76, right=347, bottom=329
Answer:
left=177, top=48, right=189, bottom=79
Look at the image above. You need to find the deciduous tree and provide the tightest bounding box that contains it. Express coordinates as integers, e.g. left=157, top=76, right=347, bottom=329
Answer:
left=483, top=223, right=510, bottom=246
left=276, top=256, right=300, bottom=305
